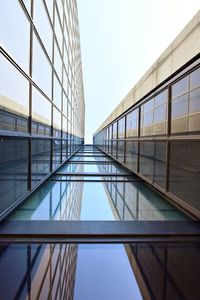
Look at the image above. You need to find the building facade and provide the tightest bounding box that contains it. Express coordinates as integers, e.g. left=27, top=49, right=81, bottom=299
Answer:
left=0, top=0, right=85, bottom=220
left=94, top=11, right=200, bottom=219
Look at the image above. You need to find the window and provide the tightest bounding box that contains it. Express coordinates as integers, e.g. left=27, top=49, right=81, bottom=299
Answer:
left=53, top=74, right=62, bottom=110
left=118, top=117, right=125, bottom=139
left=0, top=0, right=30, bottom=73
left=126, top=109, right=138, bottom=138
left=113, top=122, right=117, bottom=139
left=141, top=99, right=154, bottom=136
left=53, top=107, right=61, bottom=137
left=54, top=41, right=63, bottom=81
left=33, top=0, right=53, bottom=59
left=0, top=54, right=29, bottom=133
left=55, top=6, right=63, bottom=52
left=32, top=86, right=51, bottom=135
left=141, top=90, right=168, bottom=136
left=0, top=138, right=29, bottom=215
left=171, top=69, right=200, bottom=133
left=32, top=139, right=51, bottom=188
left=32, top=33, right=52, bottom=98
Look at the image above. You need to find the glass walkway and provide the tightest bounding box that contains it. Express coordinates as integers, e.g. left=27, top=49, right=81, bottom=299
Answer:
left=9, top=145, right=188, bottom=221
left=0, top=145, right=199, bottom=300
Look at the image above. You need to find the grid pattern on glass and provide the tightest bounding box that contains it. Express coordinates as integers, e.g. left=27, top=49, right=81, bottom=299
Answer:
left=171, top=67, right=200, bottom=133
left=8, top=145, right=188, bottom=221
left=94, top=63, right=200, bottom=219
left=0, top=0, right=85, bottom=219
left=0, top=241, right=199, bottom=300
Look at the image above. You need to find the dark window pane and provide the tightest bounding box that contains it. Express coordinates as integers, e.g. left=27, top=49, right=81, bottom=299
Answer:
left=0, top=138, right=28, bottom=215
left=125, top=141, right=138, bottom=172
left=117, top=141, right=125, bottom=163
left=139, top=141, right=154, bottom=181
left=154, top=141, right=166, bottom=188
left=53, top=140, right=61, bottom=170
left=31, top=139, right=51, bottom=188
left=169, top=141, right=200, bottom=212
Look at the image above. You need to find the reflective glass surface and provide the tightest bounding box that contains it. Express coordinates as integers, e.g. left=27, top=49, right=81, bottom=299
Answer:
left=0, top=1, right=30, bottom=72
left=0, top=242, right=199, bottom=300
left=32, top=33, right=52, bottom=98
left=0, top=54, right=29, bottom=132
left=9, top=146, right=188, bottom=221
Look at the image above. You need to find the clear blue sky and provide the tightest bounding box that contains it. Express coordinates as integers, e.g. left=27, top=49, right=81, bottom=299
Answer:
left=77, top=0, right=199, bottom=143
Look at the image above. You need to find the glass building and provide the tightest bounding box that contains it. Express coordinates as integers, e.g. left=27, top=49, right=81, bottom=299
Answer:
left=0, top=0, right=85, bottom=219
left=0, top=2, right=200, bottom=300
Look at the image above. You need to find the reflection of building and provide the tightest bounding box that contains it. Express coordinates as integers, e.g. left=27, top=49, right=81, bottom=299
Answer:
left=126, top=242, right=200, bottom=300
left=0, top=243, right=78, bottom=300
left=94, top=11, right=200, bottom=220
left=0, top=0, right=85, bottom=219
left=98, top=162, right=186, bottom=221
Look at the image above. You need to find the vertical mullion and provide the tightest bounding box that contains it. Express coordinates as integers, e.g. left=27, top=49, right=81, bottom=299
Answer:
left=28, top=0, right=34, bottom=192
left=165, top=86, right=171, bottom=191
left=51, top=0, right=56, bottom=172
left=137, top=107, right=141, bottom=174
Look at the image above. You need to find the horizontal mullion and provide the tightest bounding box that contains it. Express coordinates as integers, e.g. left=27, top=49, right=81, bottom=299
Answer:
left=54, top=172, right=132, bottom=176
left=0, top=221, right=200, bottom=243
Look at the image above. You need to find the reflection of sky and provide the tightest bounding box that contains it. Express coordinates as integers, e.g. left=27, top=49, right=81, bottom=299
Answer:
left=80, top=182, right=114, bottom=220
left=74, top=244, right=142, bottom=300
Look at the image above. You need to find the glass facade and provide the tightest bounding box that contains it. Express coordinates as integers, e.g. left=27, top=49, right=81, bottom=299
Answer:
left=0, top=0, right=84, bottom=219
left=94, top=63, right=200, bottom=219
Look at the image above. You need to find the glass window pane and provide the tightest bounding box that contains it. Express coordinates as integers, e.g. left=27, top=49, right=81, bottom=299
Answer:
left=143, top=111, right=153, bottom=126
left=126, top=109, right=138, bottom=137
left=31, top=139, right=51, bottom=188
left=0, top=1, right=30, bottom=73
left=0, top=54, right=29, bottom=133
left=118, top=117, right=125, bottom=138
left=143, top=98, right=154, bottom=113
left=172, top=94, right=188, bottom=118
left=53, top=75, right=62, bottom=110
left=154, top=104, right=167, bottom=123
left=189, top=87, right=200, bottom=113
left=33, top=0, right=53, bottom=59
left=53, top=107, right=61, bottom=137
left=155, top=89, right=167, bottom=106
left=32, top=33, right=52, bottom=98
left=55, top=7, right=63, bottom=52
left=63, top=93, right=68, bottom=117
left=190, top=67, right=200, bottom=89
left=44, top=0, right=53, bottom=21
left=113, top=122, right=117, bottom=139
left=54, top=41, right=63, bottom=80
left=32, top=86, right=51, bottom=135
left=0, top=138, right=28, bottom=215
left=172, top=76, right=189, bottom=98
